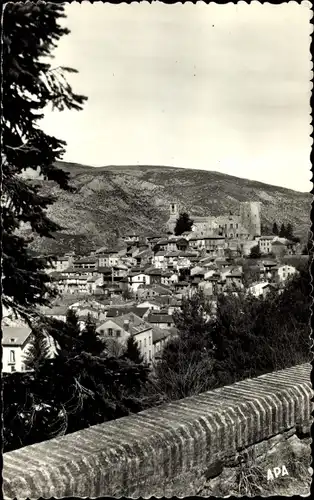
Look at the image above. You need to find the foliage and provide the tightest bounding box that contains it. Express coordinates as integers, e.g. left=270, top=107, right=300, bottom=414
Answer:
left=155, top=270, right=311, bottom=401
left=249, top=244, right=261, bottom=259
left=174, top=212, right=194, bottom=236
left=124, top=335, right=144, bottom=364
left=23, top=326, right=51, bottom=371
left=272, top=222, right=279, bottom=235
left=302, top=233, right=313, bottom=256
left=3, top=352, right=153, bottom=452
left=155, top=291, right=217, bottom=399
left=2, top=2, right=86, bottom=322
left=242, top=263, right=261, bottom=287
left=121, top=288, right=134, bottom=301
left=3, top=312, right=156, bottom=452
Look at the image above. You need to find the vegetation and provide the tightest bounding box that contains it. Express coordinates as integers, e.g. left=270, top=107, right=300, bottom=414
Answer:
left=155, top=267, right=311, bottom=400
left=124, top=335, right=144, bottom=364
left=2, top=4, right=160, bottom=454
left=2, top=3, right=86, bottom=322
left=174, top=212, right=194, bottom=236
left=3, top=310, right=158, bottom=452
left=200, top=437, right=311, bottom=496
left=272, top=221, right=300, bottom=242
left=23, top=327, right=51, bottom=371
left=249, top=244, right=261, bottom=259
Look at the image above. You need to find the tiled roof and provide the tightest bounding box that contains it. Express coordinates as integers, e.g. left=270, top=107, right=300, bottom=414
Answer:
left=174, top=281, right=189, bottom=286
left=106, top=307, right=149, bottom=319
left=98, top=313, right=151, bottom=335
left=152, top=327, right=172, bottom=344
left=147, top=314, right=173, bottom=324
left=41, top=305, right=68, bottom=316
left=2, top=326, right=32, bottom=346
left=74, top=256, right=97, bottom=264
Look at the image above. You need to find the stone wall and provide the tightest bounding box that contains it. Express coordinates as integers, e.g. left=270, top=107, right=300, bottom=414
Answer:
left=3, top=363, right=312, bottom=498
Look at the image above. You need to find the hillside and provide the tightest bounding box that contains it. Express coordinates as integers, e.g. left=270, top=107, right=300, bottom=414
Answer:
left=28, top=162, right=311, bottom=254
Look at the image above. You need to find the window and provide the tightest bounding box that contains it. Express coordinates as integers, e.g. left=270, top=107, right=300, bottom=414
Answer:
left=108, top=328, right=113, bottom=336
left=139, top=340, right=142, bottom=348
left=230, top=224, right=233, bottom=229
left=9, top=350, right=15, bottom=364
left=236, top=223, right=238, bottom=229
left=144, top=338, right=147, bottom=347
left=168, top=323, right=171, bottom=327
left=116, top=330, right=121, bottom=337
left=149, top=350, right=152, bottom=361
left=100, top=329, right=104, bottom=334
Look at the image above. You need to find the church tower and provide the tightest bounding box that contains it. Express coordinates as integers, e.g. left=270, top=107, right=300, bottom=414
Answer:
left=169, top=202, right=179, bottom=218
left=166, top=202, right=179, bottom=233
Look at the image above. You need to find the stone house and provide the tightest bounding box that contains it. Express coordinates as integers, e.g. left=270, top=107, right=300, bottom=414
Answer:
left=73, top=256, right=98, bottom=270
left=136, top=300, right=161, bottom=312
left=276, top=264, right=298, bottom=283
left=247, top=281, right=276, bottom=298
left=224, top=269, right=244, bottom=291
left=147, top=313, right=174, bottom=329
left=49, top=255, right=73, bottom=273
left=259, top=236, right=274, bottom=255
left=152, top=327, right=174, bottom=358
left=128, top=272, right=150, bottom=292
left=153, top=251, right=166, bottom=269
left=97, top=251, right=120, bottom=268
left=96, top=313, right=153, bottom=363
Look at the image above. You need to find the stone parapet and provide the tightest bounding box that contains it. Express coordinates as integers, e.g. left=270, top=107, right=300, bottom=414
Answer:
left=3, top=363, right=312, bottom=498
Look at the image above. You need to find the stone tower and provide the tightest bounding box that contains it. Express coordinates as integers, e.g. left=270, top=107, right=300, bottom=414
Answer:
left=167, top=202, right=179, bottom=233
left=239, top=201, right=261, bottom=239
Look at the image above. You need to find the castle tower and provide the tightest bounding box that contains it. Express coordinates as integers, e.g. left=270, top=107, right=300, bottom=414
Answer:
left=239, top=202, right=261, bottom=239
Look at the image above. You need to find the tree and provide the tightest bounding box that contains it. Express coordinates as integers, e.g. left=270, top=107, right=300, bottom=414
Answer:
left=279, top=223, right=286, bottom=238
left=174, top=213, right=194, bottom=236
left=2, top=4, right=161, bottom=454
left=302, top=234, right=313, bottom=255
left=23, top=327, right=51, bottom=371
left=155, top=291, right=216, bottom=400
left=272, top=222, right=279, bottom=235
left=261, top=223, right=270, bottom=235
left=2, top=3, right=86, bottom=323
left=124, top=335, right=144, bottom=364
left=121, top=288, right=133, bottom=301
left=285, top=223, right=294, bottom=240
left=249, top=245, right=261, bottom=259
left=80, top=314, right=106, bottom=356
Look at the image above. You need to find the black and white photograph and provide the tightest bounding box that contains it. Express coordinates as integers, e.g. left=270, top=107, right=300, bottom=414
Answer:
left=2, top=1, right=312, bottom=497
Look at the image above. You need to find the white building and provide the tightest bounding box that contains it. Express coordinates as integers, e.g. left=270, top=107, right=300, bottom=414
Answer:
left=2, top=326, right=32, bottom=373
left=2, top=326, right=56, bottom=373
left=258, top=236, right=274, bottom=255
left=276, top=265, right=298, bottom=283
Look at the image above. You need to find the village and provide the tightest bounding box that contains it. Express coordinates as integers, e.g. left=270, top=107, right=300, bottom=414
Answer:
left=2, top=201, right=302, bottom=373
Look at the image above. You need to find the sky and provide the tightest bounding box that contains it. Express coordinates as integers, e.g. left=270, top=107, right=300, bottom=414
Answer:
left=41, top=1, right=312, bottom=192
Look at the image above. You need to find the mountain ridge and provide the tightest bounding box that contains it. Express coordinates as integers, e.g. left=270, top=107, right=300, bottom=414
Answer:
left=56, top=161, right=310, bottom=194
left=28, top=161, right=311, bottom=255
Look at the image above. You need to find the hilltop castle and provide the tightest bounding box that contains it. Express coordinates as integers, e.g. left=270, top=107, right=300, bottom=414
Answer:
left=167, top=201, right=261, bottom=240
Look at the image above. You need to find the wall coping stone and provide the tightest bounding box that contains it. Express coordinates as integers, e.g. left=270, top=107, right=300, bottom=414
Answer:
left=3, top=363, right=312, bottom=498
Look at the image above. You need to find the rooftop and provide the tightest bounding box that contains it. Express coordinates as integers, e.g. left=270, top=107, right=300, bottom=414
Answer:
left=2, top=326, right=32, bottom=346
